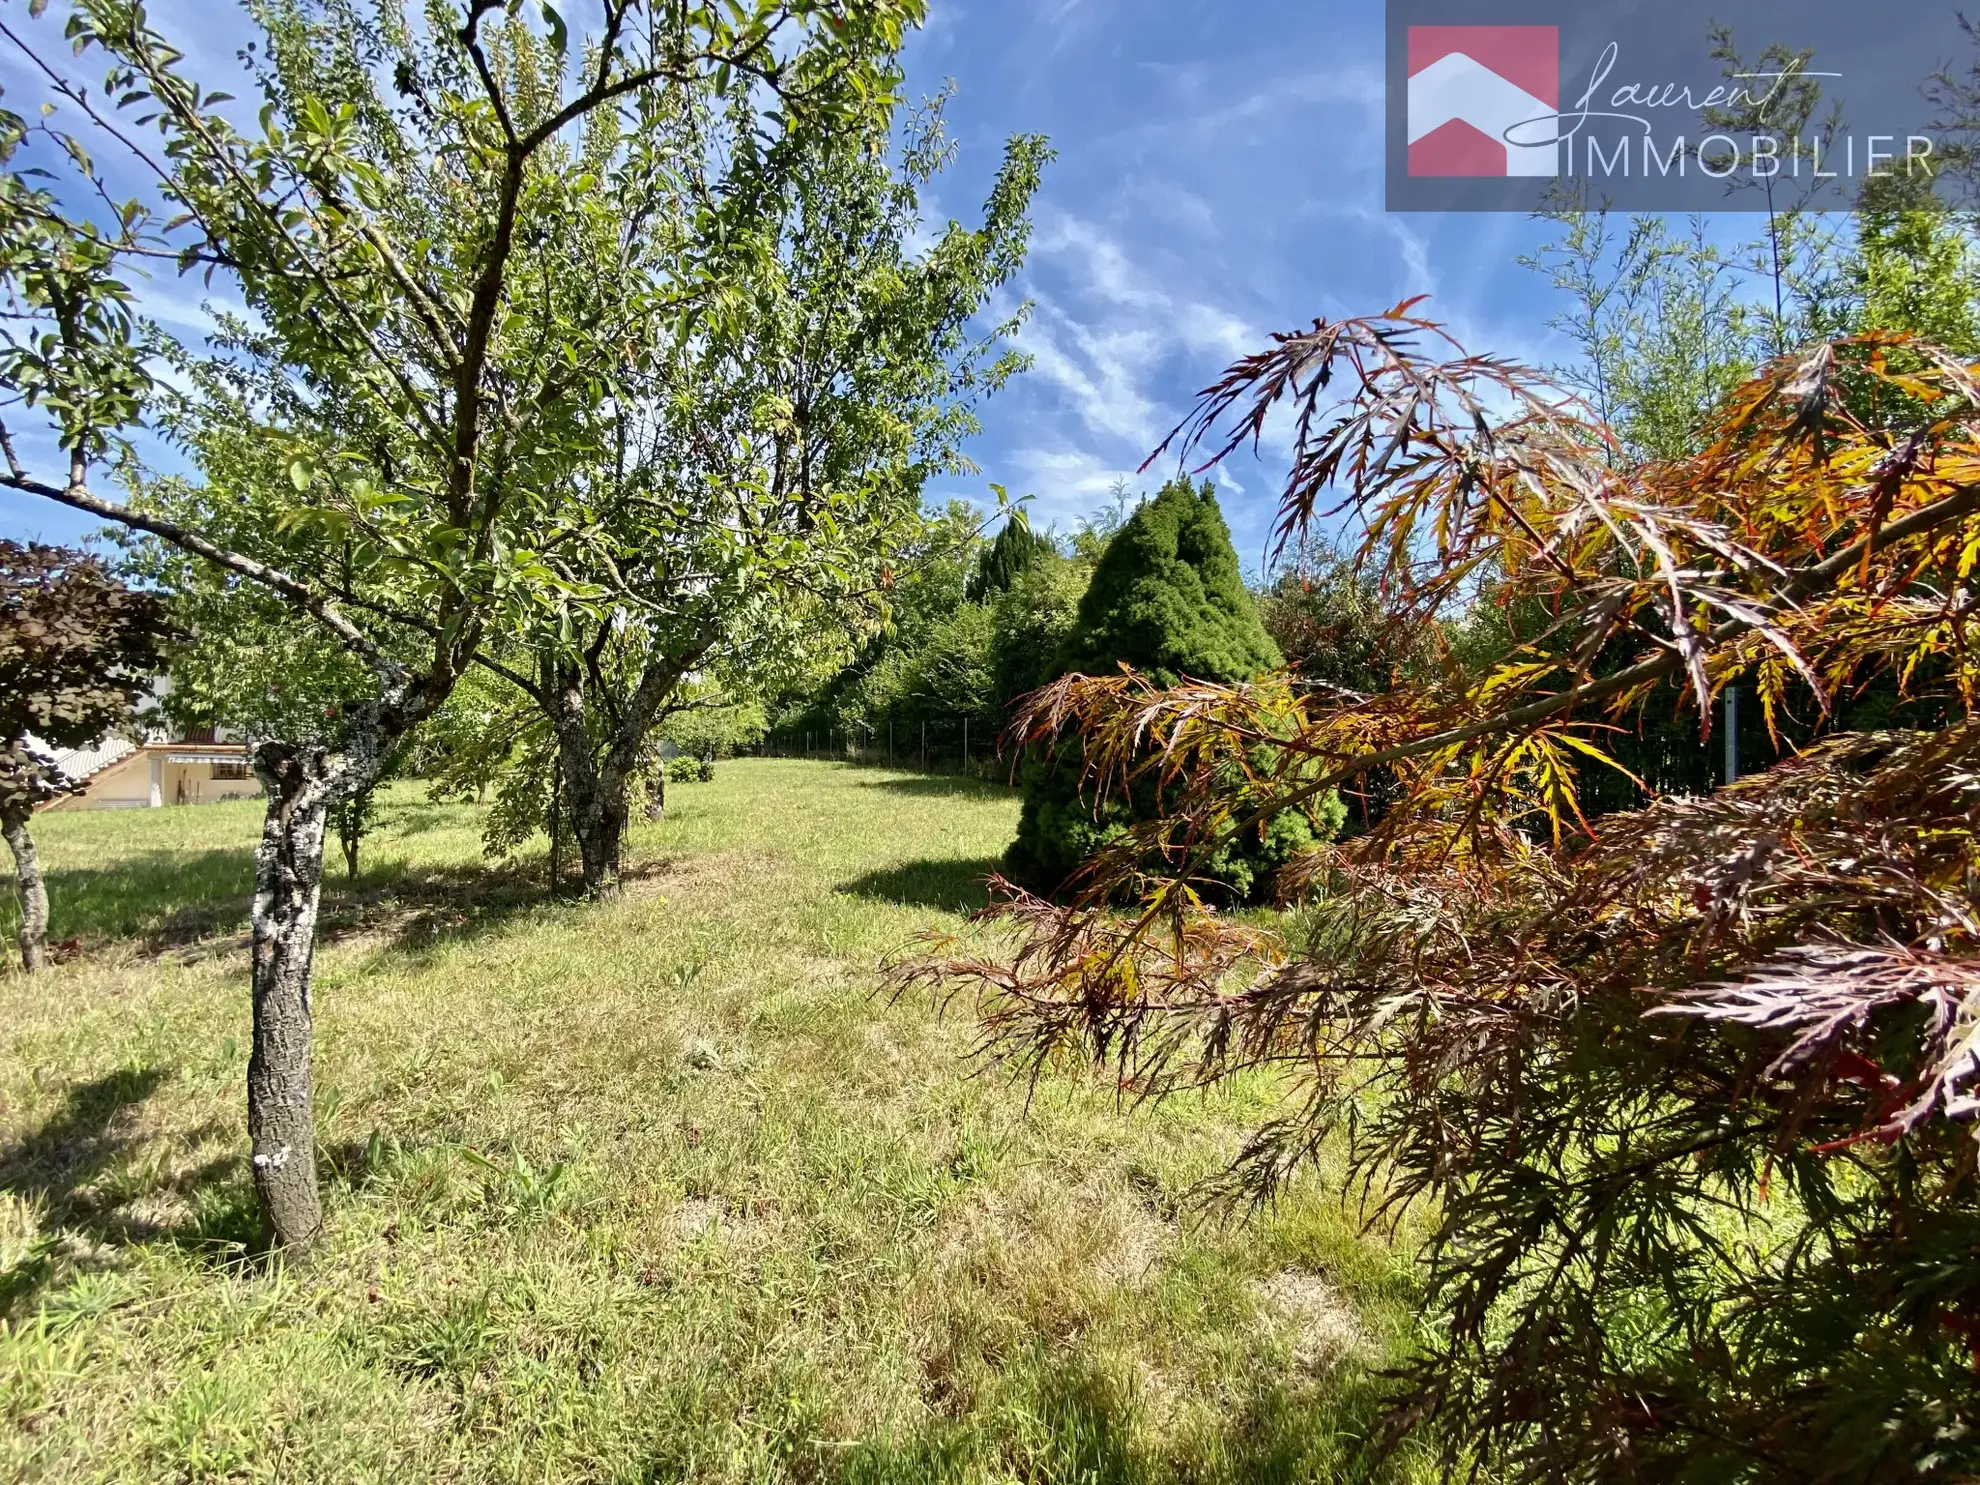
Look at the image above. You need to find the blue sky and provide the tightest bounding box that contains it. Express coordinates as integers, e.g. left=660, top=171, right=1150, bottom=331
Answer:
left=900, top=0, right=1564, bottom=566
left=0, top=0, right=1570, bottom=572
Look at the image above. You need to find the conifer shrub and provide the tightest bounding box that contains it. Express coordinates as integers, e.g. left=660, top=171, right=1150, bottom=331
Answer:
left=966, top=514, right=1055, bottom=602
left=1004, top=478, right=1342, bottom=900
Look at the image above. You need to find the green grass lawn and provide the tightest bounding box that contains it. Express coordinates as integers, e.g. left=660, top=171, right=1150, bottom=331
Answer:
left=0, top=760, right=1431, bottom=1484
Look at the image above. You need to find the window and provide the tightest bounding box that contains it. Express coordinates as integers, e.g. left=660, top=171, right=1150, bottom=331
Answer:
left=210, top=760, right=253, bottom=781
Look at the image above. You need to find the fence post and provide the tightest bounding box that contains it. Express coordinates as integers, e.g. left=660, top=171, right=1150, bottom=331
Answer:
left=963, top=716, right=969, bottom=775
left=920, top=719, right=927, bottom=771
left=1724, top=687, right=1739, bottom=785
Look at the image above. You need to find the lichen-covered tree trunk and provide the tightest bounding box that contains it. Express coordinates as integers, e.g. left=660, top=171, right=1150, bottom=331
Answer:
left=546, top=637, right=713, bottom=903
left=2, top=810, right=48, bottom=973
left=551, top=710, right=630, bottom=902
left=245, top=741, right=343, bottom=1256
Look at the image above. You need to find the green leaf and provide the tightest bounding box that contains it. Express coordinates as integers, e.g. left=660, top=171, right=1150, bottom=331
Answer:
left=540, top=2, right=567, bottom=56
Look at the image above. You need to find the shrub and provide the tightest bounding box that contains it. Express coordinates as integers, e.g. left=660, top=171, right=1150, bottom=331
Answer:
left=1256, top=542, right=1412, bottom=698
left=987, top=549, right=1087, bottom=714
left=1055, top=476, right=1280, bottom=687
left=666, top=755, right=715, bottom=784
left=1005, top=477, right=1340, bottom=901
left=907, top=311, right=1980, bottom=1483
left=663, top=699, right=766, bottom=763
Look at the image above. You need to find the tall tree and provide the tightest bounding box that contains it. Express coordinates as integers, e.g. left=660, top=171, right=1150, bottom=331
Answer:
left=776, top=497, right=989, bottom=742
left=1520, top=210, right=1760, bottom=464
left=0, top=540, right=169, bottom=972
left=1698, top=26, right=1850, bottom=360
left=1853, top=197, right=1980, bottom=351
left=965, top=507, right=1052, bottom=602
left=0, top=0, right=921, bottom=1253
left=493, top=94, right=1046, bottom=897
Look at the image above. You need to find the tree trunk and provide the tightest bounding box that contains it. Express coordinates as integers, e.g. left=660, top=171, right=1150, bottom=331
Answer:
left=542, top=631, right=716, bottom=903
left=555, top=741, right=628, bottom=901
left=246, top=741, right=341, bottom=1257
left=576, top=784, right=628, bottom=900
left=548, top=666, right=629, bottom=902
left=3, top=810, right=48, bottom=974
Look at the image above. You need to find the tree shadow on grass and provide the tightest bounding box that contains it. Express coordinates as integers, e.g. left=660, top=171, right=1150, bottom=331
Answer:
left=28, top=849, right=598, bottom=965
left=0, top=1067, right=261, bottom=1315
left=371, top=799, right=473, bottom=838
left=324, top=856, right=682, bottom=963
left=837, top=856, right=1003, bottom=915
left=320, top=860, right=571, bottom=961
left=17, top=847, right=260, bottom=950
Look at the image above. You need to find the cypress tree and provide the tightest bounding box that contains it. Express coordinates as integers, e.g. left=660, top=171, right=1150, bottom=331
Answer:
left=1004, top=477, right=1341, bottom=900
left=966, top=514, right=1054, bottom=602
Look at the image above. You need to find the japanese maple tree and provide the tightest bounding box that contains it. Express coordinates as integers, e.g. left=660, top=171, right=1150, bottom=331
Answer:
left=903, top=304, right=1980, bottom=1480
left=0, top=540, right=168, bottom=972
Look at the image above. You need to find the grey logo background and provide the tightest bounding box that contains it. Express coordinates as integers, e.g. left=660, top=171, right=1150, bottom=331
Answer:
left=1389, top=1, right=1971, bottom=212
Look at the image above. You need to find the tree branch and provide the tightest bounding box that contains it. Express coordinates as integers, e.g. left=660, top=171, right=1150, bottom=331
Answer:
left=1, top=447, right=396, bottom=680
left=1228, top=478, right=1980, bottom=824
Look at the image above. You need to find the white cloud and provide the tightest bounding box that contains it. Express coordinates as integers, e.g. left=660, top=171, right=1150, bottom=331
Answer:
left=1035, top=215, right=1164, bottom=308
left=1103, top=61, right=1387, bottom=155
left=1172, top=300, right=1254, bottom=362
left=1136, top=179, right=1219, bottom=237
left=1011, top=446, right=1137, bottom=492
left=1020, top=298, right=1166, bottom=448
left=1002, top=446, right=1141, bottom=524
left=1217, top=64, right=1387, bottom=133
left=1009, top=212, right=1263, bottom=457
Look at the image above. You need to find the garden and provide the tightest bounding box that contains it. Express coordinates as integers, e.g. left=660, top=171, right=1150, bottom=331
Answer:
left=3, top=2, right=1979, bottom=1481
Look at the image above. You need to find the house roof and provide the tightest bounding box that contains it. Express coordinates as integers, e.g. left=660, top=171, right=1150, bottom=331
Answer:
left=44, top=736, right=138, bottom=787
left=30, top=734, right=252, bottom=798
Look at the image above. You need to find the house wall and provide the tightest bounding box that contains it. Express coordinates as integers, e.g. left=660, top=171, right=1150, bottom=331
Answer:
left=46, top=752, right=152, bottom=810
left=161, top=758, right=264, bottom=807
left=45, top=751, right=266, bottom=811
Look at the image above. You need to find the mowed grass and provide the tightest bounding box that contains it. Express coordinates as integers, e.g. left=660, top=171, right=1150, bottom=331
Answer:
left=0, top=760, right=1432, bottom=1484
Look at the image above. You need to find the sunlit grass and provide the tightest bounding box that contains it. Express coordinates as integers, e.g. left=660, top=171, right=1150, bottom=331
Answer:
left=0, top=760, right=1434, bottom=1483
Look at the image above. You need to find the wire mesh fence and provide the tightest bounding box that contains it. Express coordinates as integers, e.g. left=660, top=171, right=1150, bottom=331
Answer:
left=755, top=716, right=1013, bottom=784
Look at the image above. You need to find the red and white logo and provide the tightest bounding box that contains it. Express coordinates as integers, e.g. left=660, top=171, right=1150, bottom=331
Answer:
left=1407, top=26, right=1559, bottom=177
